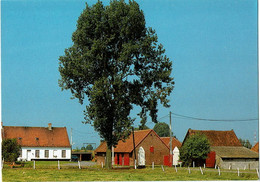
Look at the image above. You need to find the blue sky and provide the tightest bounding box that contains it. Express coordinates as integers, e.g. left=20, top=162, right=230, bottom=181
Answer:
left=2, top=0, right=258, bottom=149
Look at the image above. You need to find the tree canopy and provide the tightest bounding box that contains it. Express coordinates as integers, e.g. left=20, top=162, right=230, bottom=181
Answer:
left=86, top=144, right=94, bottom=150
left=180, top=132, right=210, bottom=166
left=153, top=122, right=170, bottom=137
left=239, top=138, right=252, bottom=149
left=2, top=138, right=21, bottom=162
left=58, top=0, right=174, bottom=168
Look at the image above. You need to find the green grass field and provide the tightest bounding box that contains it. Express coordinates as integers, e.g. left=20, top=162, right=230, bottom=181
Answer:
left=2, top=161, right=259, bottom=181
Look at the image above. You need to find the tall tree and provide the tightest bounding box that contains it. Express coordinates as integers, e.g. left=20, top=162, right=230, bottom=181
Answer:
left=180, top=133, right=210, bottom=166
left=58, top=0, right=174, bottom=169
left=2, top=138, right=21, bottom=162
left=153, top=122, right=170, bottom=137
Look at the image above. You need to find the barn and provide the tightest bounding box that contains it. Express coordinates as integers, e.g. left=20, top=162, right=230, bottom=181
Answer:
left=2, top=123, right=71, bottom=161
left=95, top=129, right=170, bottom=166
left=183, top=129, right=259, bottom=169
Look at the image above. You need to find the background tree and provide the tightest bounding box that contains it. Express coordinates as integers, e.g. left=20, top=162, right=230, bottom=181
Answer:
left=135, top=125, right=149, bottom=131
left=81, top=146, right=86, bottom=151
left=153, top=122, right=170, bottom=137
left=239, top=138, right=252, bottom=149
left=180, top=133, right=210, bottom=166
left=86, top=144, right=94, bottom=150
left=2, top=138, right=21, bottom=162
left=59, top=0, right=174, bottom=169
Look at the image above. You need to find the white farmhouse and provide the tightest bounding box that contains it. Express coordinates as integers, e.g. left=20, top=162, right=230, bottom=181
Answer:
left=3, top=123, right=71, bottom=161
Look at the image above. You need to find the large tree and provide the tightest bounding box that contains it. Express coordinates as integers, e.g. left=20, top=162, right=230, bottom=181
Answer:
left=59, top=0, right=174, bottom=169
left=180, top=133, right=210, bottom=166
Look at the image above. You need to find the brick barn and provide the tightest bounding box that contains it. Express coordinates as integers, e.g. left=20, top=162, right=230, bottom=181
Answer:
left=95, top=129, right=170, bottom=166
left=182, top=129, right=259, bottom=169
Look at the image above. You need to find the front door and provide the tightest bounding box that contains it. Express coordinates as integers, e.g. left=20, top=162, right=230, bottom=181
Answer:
left=26, top=150, right=32, bottom=161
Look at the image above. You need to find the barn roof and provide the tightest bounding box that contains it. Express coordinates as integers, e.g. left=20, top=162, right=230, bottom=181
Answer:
left=251, top=142, right=259, bottom=153
left=3, top=124, right=71, bottom=147
left=95, top=129, right=169, bottom=153
left=160, top=137, right=182, bottom=149
left=211, top=146, right=259, bottom=159
left=183, top=129, right=242, bottom=147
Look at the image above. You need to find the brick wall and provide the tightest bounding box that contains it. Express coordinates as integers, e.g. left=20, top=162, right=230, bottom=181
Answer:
left=131, top=131, right=170, bottom=165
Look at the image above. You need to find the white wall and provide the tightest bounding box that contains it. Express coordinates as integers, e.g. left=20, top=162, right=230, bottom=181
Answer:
left=18, top=147, right=71, bottom=161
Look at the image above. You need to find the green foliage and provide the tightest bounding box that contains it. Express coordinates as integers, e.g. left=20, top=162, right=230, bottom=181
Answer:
left=153, top=122, right=170, bottom=137
left=74, top=147, right=80, bottom=152
left=86, top=144, right=93, bottom=150
left=2, top=138, right=21, bottom=162
left=81, top=146, right=86, bottom=150
left=239, top=138, right=252, bottom=149
left=180, top=133, right=210, bottom=166
left=135, top=125, right=149, bottom=131
left=58, top=0, right=174, bottom=168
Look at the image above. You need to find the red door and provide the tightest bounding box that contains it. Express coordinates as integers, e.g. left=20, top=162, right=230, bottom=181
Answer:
left=163, top=155, right=172, bottom=167
left=119, top=154, right=122, bottom=165
left=206, top=151, right=216, bottom=168
left=115, top=154, right=118, bottom=165
left=124, top=153, right=129, bottom=166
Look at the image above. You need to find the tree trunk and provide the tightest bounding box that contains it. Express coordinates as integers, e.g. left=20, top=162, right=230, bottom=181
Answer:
left=105, top=145, right=112, bottom=169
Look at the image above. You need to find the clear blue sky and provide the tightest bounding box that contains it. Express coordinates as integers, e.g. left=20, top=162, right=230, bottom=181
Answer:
left=2, top=0, right=258, bottom=149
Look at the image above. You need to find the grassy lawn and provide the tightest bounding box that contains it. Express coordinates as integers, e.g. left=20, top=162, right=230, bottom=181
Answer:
left=2, top=162, right=259, bottom=181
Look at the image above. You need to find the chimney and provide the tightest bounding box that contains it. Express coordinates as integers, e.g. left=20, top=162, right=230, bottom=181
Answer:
left=48, top=123, right=52, bottom=130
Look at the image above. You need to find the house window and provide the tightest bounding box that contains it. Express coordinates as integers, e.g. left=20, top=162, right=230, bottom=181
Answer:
left=45, top=150, right=49, bottom=158
left=62, top=150, right=66, bottom=158
left=35, top=150, right=40, bottom=158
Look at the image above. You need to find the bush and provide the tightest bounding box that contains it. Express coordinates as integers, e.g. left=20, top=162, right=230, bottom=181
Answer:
left=2, top=138, right=21, bottom=162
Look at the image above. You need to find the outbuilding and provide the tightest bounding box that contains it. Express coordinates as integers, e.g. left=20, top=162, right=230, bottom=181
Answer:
left=182, top=129, right=259, bottom=169
left=95, top=129, right=170, bottom=166
left=2, top=123, right=71, bottom=161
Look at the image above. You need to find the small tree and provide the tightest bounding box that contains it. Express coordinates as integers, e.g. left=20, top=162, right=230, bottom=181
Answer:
left=81, top=146, right=86, bottom=151
left=180, top=132, right=210, bottom=166
left=86, top=144, right=93, bottom=150
left=153, top=122, right=170, bottom=137
left=2, top=138, right=21, bottom=162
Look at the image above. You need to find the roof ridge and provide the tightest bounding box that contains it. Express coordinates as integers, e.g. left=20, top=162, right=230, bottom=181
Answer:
left=189, top=129, right=234, bottom=132
left=4, top=126, right=66, bottom=128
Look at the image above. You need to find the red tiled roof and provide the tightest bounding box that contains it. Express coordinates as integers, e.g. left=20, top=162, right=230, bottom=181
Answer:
left=184, top=129, right=242, bottom=147
left=161, top=137, right=182, bottom=149
left=95, top=129, right=168, bottom=153
left=251, top=142, right=259, bottom=153
left=3, top=126, right=71, bottom=147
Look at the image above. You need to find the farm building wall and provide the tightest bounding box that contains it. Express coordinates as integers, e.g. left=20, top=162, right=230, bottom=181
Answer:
left=18, top=147, right=71, bottom=161
left=216, top=155, right=259, bottom=169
